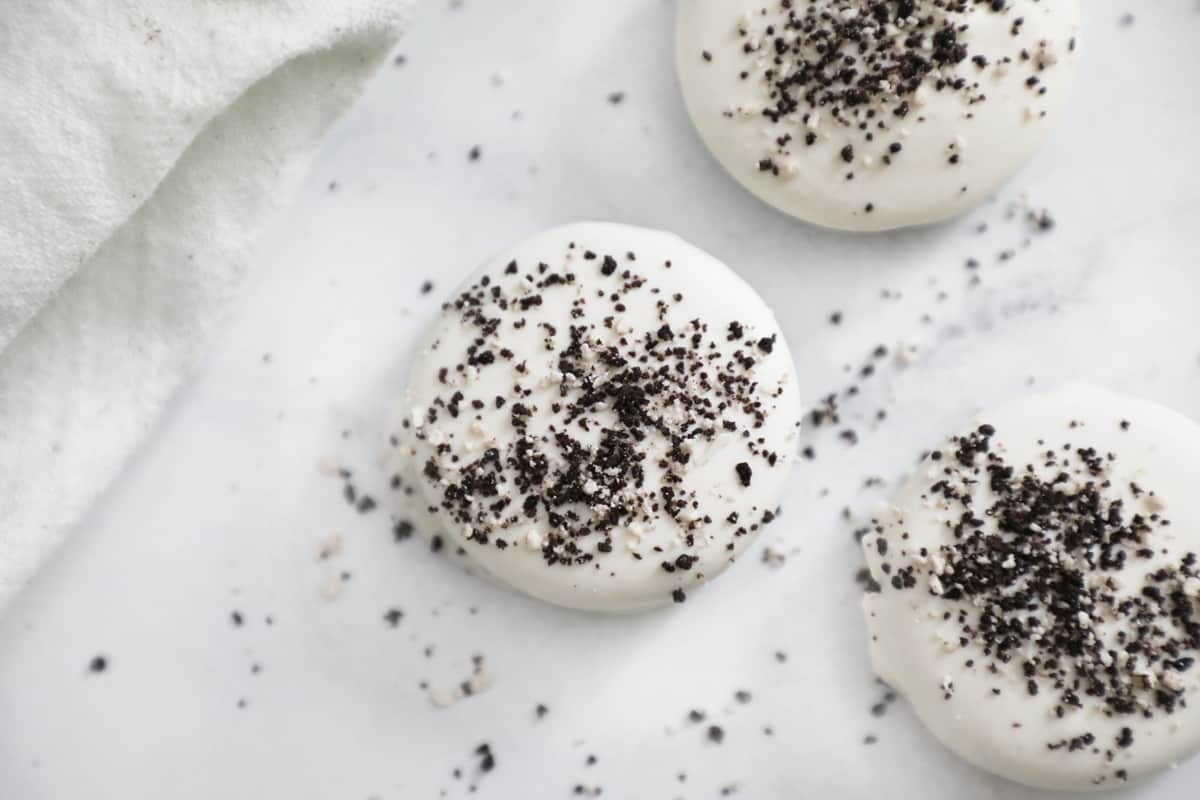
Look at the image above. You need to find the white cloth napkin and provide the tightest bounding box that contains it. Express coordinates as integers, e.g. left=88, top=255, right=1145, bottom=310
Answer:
left=0, top=0, right=411, bottom=611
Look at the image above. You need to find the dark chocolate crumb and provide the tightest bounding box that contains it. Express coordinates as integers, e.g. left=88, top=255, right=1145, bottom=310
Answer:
left=735, top=462, right=753, bottom=487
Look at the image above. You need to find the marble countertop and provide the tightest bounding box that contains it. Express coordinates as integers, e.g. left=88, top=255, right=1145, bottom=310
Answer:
left=2, top=1, right=1199, bottom=798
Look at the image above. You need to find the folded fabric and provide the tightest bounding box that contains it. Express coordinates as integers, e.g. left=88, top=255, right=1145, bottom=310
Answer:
left=0, top=0, right=412, bottom=612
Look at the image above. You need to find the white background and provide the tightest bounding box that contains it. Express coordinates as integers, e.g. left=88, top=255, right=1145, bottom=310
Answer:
left=3, top=1, right=1200, bottom=798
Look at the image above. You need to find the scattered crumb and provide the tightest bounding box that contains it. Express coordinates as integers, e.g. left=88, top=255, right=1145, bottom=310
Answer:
left=894, top=341, right=919, bottom=366
left=319, top=572, right=349, bottom=601
left=316, top=533, right=344, bottom=561
left=430, top=656, right=493, bottom=709
left=760, top=543, right=787, bottom=568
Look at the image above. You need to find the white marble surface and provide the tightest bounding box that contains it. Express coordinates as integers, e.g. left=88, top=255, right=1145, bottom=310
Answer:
left=2, top=2, right=1199, bottom=798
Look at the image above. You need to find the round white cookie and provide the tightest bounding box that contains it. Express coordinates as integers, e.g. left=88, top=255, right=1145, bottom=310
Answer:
left=862, top=385, right=1200, bottom=790
left=676, top=0, right=1082, bottom=231
left=394, top=223, right=802, bottom=612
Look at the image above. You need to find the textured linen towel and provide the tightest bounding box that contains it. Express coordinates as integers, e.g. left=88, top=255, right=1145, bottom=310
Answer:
left=0, top=0, right=412, bottom=611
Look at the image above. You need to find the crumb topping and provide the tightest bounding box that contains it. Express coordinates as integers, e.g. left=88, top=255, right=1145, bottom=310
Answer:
left=399, top=240, right=794, bottom=600
left=703, top=1, right=1073, bottom=179
left=872, top=420, right=1200, bottom=783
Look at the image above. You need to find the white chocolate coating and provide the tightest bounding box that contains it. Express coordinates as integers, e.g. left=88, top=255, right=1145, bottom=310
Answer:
left=676, top=0, right=1082, bottom=231
left=862, top=385, right=1200, bottom=790
left=394, top=223, right=801, bottom=612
